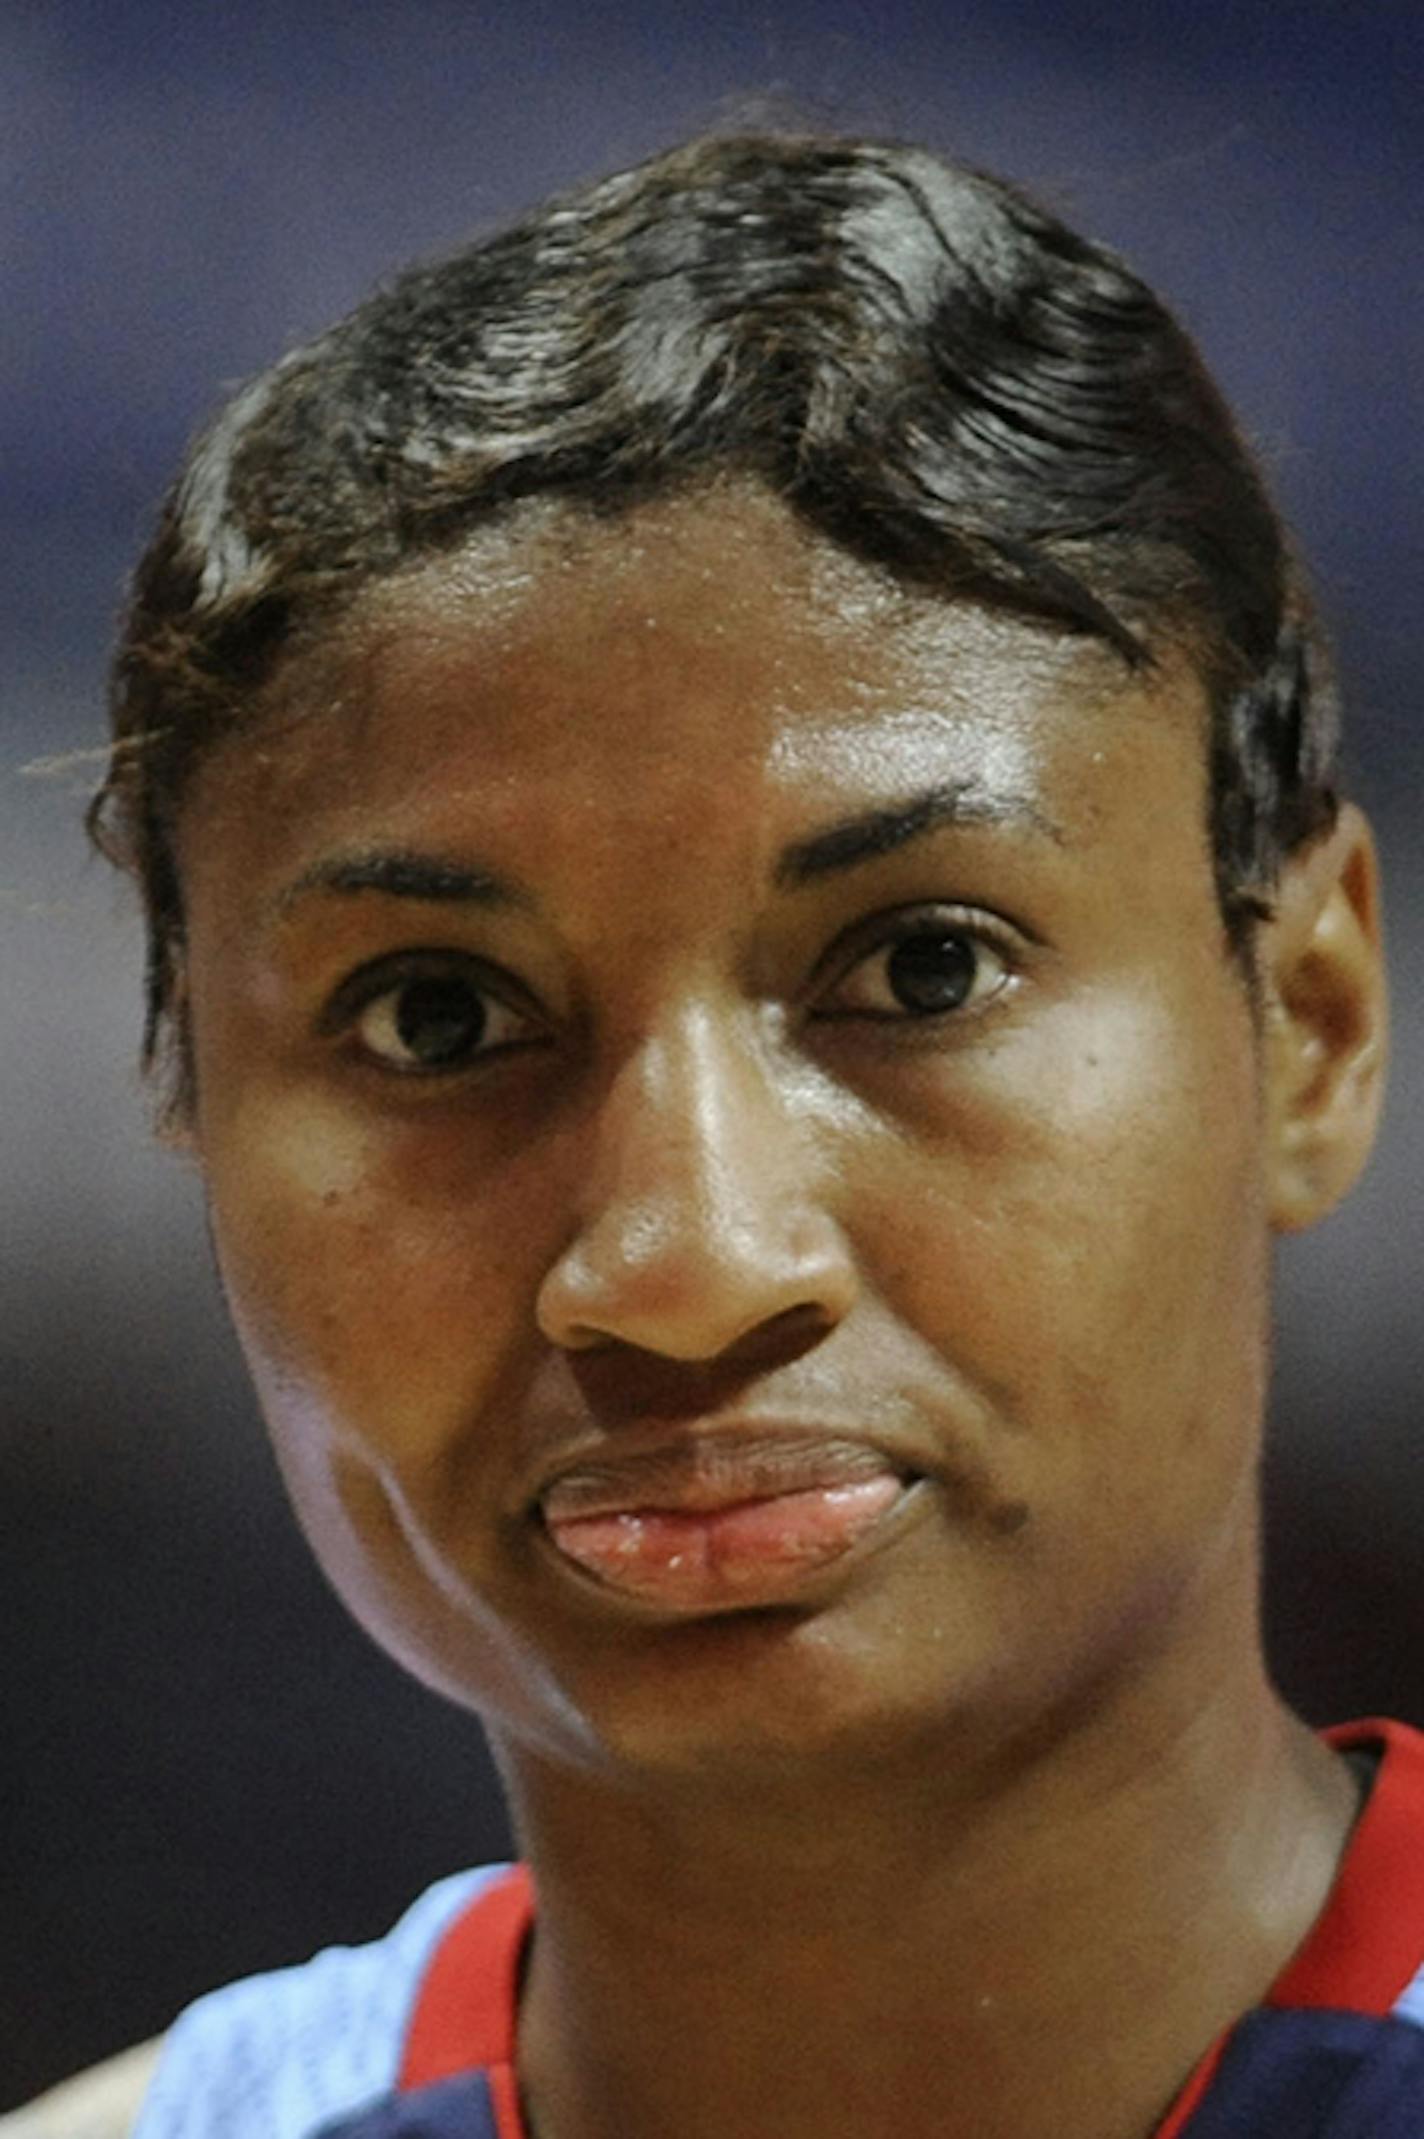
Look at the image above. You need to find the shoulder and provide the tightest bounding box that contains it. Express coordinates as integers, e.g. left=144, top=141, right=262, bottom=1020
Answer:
left=0, top=2040, right=164, bottom=2139
left=3, top=1868, right=508, bottom=2139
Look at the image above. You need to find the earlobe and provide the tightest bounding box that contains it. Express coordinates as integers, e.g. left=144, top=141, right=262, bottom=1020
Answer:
left=1262, top=803, right=1388, bottom=1233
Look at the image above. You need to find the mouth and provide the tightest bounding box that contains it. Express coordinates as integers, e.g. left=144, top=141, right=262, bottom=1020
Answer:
left=536, top=1432, right=922, bottom=1613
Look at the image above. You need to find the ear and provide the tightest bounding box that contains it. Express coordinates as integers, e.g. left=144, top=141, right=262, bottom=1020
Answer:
left=1261, top=803, right=1388, bottom=1233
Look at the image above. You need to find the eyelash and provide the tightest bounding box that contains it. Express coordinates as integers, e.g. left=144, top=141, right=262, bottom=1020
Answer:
left=812, top=904, right=1017, bottom=1027
left=324, top=907, right=1021, bottom=1078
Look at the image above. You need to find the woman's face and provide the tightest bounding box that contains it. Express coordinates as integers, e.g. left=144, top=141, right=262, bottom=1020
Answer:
left=178, top=484, right=1272, bottom=1783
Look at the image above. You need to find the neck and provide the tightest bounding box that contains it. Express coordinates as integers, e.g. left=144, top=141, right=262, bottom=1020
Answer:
left=501, top=1609, right=1359, bottom=2139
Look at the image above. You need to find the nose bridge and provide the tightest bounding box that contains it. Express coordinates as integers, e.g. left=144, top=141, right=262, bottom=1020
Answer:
left=621, top=996, right=774, bottom=1211
left=537, top=996, right=856, bottom=1357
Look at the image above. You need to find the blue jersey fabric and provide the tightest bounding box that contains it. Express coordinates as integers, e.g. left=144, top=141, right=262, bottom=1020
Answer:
left=313, top=2073, right=501, bottom=2139
left=1184, top=2009, right=1424, bottom=2137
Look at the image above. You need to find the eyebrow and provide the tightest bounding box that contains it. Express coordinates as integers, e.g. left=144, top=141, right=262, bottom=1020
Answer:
left=774, top=781, right=1062, bottom=887
left=274, top=849, right=525, bottom=916
left=274, top=782, right=1062, bottom=919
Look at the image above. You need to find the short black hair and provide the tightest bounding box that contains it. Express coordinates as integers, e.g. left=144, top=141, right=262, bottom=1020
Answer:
left=92, top=130, right=1342, bottom=1105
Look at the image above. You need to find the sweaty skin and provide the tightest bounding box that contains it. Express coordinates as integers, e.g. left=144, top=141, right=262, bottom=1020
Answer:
left=177, top=484, right=1384, bottom=2139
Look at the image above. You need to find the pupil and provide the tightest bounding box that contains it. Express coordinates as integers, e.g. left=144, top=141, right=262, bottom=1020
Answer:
left=887, top=931, right=976, bottom=1013
left=394, top=978, right=486, bottom=1064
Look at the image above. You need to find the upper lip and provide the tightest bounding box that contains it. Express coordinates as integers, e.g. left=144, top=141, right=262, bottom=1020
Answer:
left=536, top=1426, right=916, bottom=1522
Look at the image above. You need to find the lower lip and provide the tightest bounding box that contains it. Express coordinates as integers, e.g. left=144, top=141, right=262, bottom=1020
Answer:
left=541, top=1475, right=909, bottom=1611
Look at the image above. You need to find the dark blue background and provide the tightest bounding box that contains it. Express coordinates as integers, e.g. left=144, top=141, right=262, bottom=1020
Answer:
left=3, top=0, right=1421, bottom=2103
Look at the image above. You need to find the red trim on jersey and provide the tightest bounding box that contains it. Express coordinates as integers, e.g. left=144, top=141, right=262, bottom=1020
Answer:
left=403, top=1723, right=1424, bottom=2138
left=399, top=1866, right=532, bottom=2091
left=1271, top=1719, right=1424, bottom=2014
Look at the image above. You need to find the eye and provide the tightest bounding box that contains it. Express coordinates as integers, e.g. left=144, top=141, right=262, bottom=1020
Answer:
left=818, top=911, right=1013, bottom=1022
left=327, top=958, right=542, bottom=1074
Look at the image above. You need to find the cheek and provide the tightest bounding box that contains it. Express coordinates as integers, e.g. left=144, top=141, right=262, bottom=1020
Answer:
left=200, top=1089, right=544, bottom=1468
left=859, top=988, right=1269, bottom=1489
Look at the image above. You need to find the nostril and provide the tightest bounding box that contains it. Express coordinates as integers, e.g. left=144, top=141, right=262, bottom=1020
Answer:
left=723, top=1300, right=845, bottom=1368
left=555, top=1311, right=845, bottom=1423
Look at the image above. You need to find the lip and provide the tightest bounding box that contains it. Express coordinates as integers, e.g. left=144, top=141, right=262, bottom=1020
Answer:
left=539, top=1429, right=914, bottom=1520
left=534, top=1427, right=924, bottom=1614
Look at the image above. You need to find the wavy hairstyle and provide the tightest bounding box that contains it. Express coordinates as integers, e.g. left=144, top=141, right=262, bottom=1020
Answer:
left=92, top=131, right=1341, bottom=1110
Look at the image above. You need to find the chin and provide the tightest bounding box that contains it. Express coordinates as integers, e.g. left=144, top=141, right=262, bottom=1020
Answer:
left=486, top=1596, right=1023, bottom=1796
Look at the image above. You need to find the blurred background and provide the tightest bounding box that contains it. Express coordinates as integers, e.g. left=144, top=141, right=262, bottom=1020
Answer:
left=3, top=0, right=1420, bottom=2105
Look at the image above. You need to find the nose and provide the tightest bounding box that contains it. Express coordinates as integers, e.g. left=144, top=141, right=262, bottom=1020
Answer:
left=536, top=1003, right=858, bottom=1360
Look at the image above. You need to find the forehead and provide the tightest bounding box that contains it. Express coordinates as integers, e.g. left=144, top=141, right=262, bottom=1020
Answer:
left=187, top=483, right=1209, bottom=870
